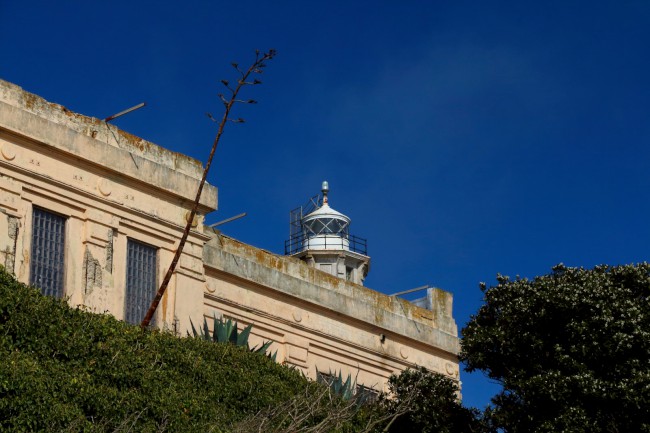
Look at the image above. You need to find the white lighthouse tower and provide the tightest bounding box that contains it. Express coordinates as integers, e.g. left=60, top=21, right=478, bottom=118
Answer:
left=285, top=181, right=370, bottom=285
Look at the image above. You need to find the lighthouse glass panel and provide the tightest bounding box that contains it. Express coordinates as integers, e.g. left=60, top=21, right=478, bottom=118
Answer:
left=305, top=219, right=324, bottom=235
left=305, top=218, right=349, bottom=236
left=323, top=218, right=336, bottom=234
left=328, top=219, right=348, bottom=235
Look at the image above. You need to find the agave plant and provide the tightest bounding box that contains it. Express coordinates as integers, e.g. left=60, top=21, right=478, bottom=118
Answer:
left=316, top=368, right=356, bottom=401
left=316, top=368, right=379, bottom=404
left=189, top=315, right=277, bottom=361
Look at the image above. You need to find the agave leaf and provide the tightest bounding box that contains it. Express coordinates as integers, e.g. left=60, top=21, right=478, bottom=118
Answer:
left=320, top=369, right=358, bottom=401
left=338, top=371, right=345, bottom=391
left=222, top=319, right=236, bottom=344
left=211, top=315, right=219, bottom=343
left=237, top=324, right=253, bottom=347
left=187, top=313, right=277, bottom=361
left=332, top=371, right=342, bottom=394
left=226, top=320, right=238, bottom=344
left=189, top=319, right=199, bottom=338
left=252, top=340, right=272, bottom=354
left=216, top=318, right=228, bottom=343
left=201, top=317, right=210, bottom=340
left=342, top=374, right=353, bottom=400
left=343, top=373, right=351, bottom=390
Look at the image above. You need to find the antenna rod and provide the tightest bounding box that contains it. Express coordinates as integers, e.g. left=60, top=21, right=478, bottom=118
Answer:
left=390, top=285, right=431, bottom=297
left=104, top=102, right=146, bottom=122
left=209, top=212, right=247, bottom=228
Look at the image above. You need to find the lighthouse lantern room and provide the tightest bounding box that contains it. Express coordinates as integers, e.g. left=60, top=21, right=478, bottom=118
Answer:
left=285, top=181, right=370, bottom=285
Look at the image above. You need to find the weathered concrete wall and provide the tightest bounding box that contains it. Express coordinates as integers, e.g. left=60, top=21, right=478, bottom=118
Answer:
left=203, top=232, right=459, bottom=391
left=0, top=80, right=217, bottom=211
left=0, top=79, right=216, bottom=330
left=0, top=80, right=209, bottom=182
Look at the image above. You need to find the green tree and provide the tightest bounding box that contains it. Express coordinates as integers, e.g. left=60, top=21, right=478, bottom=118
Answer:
left=381, top=366, right=484, bottom=433
left=461, top=263, right=650, bottom=432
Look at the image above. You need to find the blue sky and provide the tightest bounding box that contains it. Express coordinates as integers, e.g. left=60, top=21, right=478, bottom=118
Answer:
left=2, top=1, right=649, bottom=409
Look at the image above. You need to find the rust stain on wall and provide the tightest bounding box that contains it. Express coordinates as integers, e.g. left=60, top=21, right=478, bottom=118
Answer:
left=162, top=289, right=168, bottom=323
left=82, top=248, right=102, bottom=294
left=105, top=229, right=114, bottom=273
left=4, top=215, right=18, bottom=274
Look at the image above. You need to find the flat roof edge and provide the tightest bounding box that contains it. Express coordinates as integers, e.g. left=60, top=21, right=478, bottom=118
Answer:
left=203, top=235, right=459, bottom=355
left=0, top=84, right=217, bottom=211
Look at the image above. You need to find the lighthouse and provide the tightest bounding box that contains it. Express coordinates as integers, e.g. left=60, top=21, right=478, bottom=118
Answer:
left=285, top=181, right=370, bottom=285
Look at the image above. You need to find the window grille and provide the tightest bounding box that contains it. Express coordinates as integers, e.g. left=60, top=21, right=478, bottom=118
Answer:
left=355, top=384, right=379, bottom=403
left=30, top=207, right=66, bottom=298
left=316, top=371, right=334, bottom=385
left=125, top=239, right=157, bottom=324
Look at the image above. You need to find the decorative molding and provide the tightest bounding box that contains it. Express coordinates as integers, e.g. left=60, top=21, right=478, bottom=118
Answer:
left=97, top=178, right=112, bottom=197
left=1, top=143, right=16, bottom=160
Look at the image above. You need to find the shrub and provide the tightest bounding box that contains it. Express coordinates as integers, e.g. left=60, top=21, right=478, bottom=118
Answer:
left=380, top=366, right=484, bottom=433
left=0, top=267, right=308, bottom=432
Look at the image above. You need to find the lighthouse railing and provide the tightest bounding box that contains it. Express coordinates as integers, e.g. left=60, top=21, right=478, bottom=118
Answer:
left=285, top=232, right=367, bottom=256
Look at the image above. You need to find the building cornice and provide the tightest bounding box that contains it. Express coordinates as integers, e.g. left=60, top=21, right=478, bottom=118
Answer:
left=0, top=79, right=217, bottom=212
left=203, top=232, right=459, bottom=356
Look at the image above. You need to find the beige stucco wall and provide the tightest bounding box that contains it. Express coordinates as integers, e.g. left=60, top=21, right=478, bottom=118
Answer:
left=0, top=79, right=215, bottom=331
left=0, top=78, right=460, bottom=392
left=203, top=232, right=459, bottom=391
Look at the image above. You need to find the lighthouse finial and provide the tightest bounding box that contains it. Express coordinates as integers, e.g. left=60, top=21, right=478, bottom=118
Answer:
left=321, top=181, right=329, bottom=204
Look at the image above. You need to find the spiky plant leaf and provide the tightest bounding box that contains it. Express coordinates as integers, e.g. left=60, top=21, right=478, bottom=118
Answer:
left=211, top=315, right=219, bottom=343
left=202, top=317, right=210, bottom=340
left=226, top=320, right=238, bottom=344
left=216, top=318, right=229, bottom=343
left=189, top=319, right=199, bottom=338
left=342, top=374, right=353, bottom=400
left=237, top=323, right=253, bottom=347
left=251, top=340, right=273, bottom=355
left=317, top=369, right=358, bottom=401
left=190, top=313, right=276, bottom=359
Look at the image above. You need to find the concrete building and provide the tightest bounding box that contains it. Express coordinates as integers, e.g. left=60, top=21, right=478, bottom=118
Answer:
left=0, top=79, right=459, bottom=392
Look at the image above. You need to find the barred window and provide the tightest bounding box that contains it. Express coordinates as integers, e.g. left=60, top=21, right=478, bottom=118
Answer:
left=356, top=384, right=379, bottom=403
left=316, top=370, right=334, bottom=385
left=125, top=239, right=157, bottom=325
left=30, top=207, right=66, bottom=298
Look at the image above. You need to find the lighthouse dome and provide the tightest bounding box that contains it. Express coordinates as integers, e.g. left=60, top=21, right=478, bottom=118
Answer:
left=303, top=202, right=350, bottom=234
left=284, top=181, right=369, bottom=285
left=301, top=184, right=351, bottom=250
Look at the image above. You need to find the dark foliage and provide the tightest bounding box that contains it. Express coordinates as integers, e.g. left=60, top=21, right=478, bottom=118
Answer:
left=0, top=266, right=309, bottom=432
left=381, top=366, right=484, bottom=433
left=461, top=263, right=650, bottom=432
